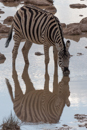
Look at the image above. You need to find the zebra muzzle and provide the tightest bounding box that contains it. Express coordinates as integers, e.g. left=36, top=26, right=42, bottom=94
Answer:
left=63, top=67, right=70, bottom=76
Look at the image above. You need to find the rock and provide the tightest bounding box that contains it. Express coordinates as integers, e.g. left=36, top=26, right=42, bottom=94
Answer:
left=0, top=10, right=4, bottom=14
left=77, top=53, right=83, bottom=56
left=0, top=23, right=10, bottom=33
left=63, top=25, right=82, bottom=35
left=3, top=16, right=13, bottom=24
left=47, top=0, right=53, bottom=3
left=61, top=23, right=66, bottom=28
left=3, top=0, right=19, bottom=1
left=24, top=0, right=52, bottom=6
left=35, top=52, right=44, bottom=56
left=1, top=1, right=20, bottom=7
left=70, top=4, right=87, bottom=8
left=80, top=24, right=87, bottom=32
left=45, top=5, right=57, bottom=14
left=80, top=17, right=87, bottom=24
left=67, top=23, right=80, bottom=28
left=0, top=53, right=6, bottom=64
left=79, top=15, right=83, bottom=17
left=1, top=0, right=53, bottom=6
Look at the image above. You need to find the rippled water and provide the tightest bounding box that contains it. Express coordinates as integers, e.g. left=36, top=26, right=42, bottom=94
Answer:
left=0, top=0, right=87, bottom=130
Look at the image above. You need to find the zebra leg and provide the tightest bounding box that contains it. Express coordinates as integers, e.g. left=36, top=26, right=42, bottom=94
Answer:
left=12, top=41, right=20, bottom=66
left=22, top=40, right=32, bottom=64
left=42, top=67, right=49, bottom=106
left=44, top=44, right=50, bottom=71
left=22, top=64, right=35, bottom=94
left=53, top=64, right=58, bottom=93
left=53, top=46, right=58, bottom=69
left=12, top=34, right=21, bottom=66
left=5, top=78, right=14, bottom=102
left=12, top=64, right=23, bottom=99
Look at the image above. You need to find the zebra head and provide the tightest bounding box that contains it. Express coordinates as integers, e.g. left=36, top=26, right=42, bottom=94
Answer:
left=56, top=40, right=70, bottom=76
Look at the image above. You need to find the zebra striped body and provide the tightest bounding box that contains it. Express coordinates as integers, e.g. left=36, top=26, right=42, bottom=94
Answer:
left=5, top=5, right=70, bottom=75
left=6, top=64, right=70, bottom=123
left=13, top=5, right=62, bottom=45
left=14, top=90, right=63, bottom=123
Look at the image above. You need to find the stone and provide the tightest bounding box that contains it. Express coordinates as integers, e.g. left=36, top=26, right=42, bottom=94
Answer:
left=61, top=23, right=66, bottom=28
left=77, top=53, right=83, bottom=56
left=3, top=0, right=19, bottom=1
left=63, top=25, right=82, bottom=35
left=80, top=24, right=87, bottom=32
left=0, top=23, right=10, bottom=33
left=3, top=16, right=13, bottom=24
left=79, top=15, right=83, bottom=17
left=35, top=52, right=44, bottom=56
left=47, top=0, right=53, bottom=3
left=1, top=1, right=20, bottom=7
left=80, top=17, right=87, bottom=24
left=1, top=0, right=53, bottom=6
left=24, top=0, right=52, bottom=6
left=67, top=23, right=80, bottom=28
left=0, top=53, right=6, bottom=64
left=45, top=5, right=57, bottom=14
left=70, top=3, right=87, bottom=8
left=0, top=10, right=4, bottom=14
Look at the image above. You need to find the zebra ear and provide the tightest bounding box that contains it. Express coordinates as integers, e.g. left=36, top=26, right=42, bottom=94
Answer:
left=65, top=98, right=70, bottom=107
left=66, top=40, right=70, bottom=51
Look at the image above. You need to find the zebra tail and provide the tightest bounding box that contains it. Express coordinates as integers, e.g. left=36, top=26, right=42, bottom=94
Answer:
left=5, top=78, right=14, bottom=102
left=5, top=22, right=13, bottom=48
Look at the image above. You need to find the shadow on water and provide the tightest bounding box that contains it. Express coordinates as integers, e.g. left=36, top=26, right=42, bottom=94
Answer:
left=5, top=62, right=70, bottom=124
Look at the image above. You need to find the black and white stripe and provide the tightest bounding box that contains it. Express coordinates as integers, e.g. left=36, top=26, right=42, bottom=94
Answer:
left=13, top=5, right=63, bottom=44
left=5, top=4, right=70, bottom=75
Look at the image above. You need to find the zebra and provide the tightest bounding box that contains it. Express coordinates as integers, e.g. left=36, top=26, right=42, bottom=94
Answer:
left=5, top=64, right=70, bottom=123
left=5, top=4, right=70, bottom=75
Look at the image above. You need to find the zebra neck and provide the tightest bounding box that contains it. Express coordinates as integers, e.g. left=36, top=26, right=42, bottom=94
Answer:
left=55, top=41, right=66, bottom=53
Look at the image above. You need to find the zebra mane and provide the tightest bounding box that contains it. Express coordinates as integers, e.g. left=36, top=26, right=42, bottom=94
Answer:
left=24, top=4, right=53, bottom=16
left=54, top=16, right=66, bottom=53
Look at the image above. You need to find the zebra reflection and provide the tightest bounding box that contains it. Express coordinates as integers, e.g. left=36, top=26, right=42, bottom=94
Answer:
left=6, top=65, right=70, bottom=123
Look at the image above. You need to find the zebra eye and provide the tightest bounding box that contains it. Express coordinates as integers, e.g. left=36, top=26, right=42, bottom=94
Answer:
left=59, top=63, right=62, bottom=67
left=59, top=57, right=61, bottom=60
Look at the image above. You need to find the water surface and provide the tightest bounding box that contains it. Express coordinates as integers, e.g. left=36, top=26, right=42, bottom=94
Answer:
left=0, top=0, right=87, bottom=130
